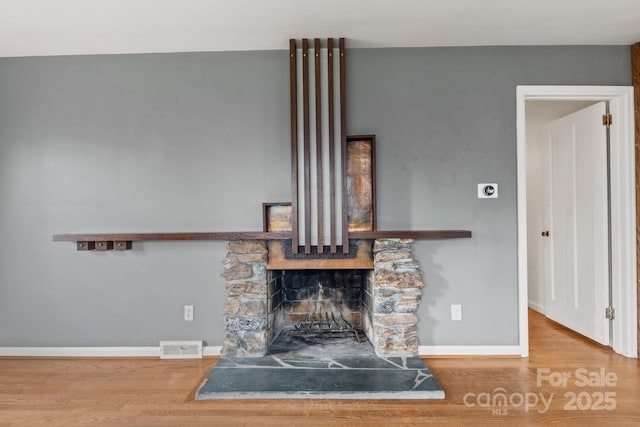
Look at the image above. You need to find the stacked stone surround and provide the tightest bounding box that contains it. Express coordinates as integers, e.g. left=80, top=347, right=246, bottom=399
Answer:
left=364, top=239, right=423, bottom=356
left=221, top=241, right=269, bottom=357
left=220, top=239, right=424, bottom=358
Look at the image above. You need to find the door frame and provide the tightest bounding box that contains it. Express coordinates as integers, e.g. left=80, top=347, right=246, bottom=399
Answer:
left=516, top=85, right=638, bottom=358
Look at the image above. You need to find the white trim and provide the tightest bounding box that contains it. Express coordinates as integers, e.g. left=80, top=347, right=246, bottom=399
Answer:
left=203, top=346, right=222, bottom=356
left=0, top=346, right=223, bottom=358
left=516, top=87, right=530, bottom=358
left=528, top=300, right=545, bottom=314
left=0, top=347, right=160, bottom=357
left=0, top=345, right=523, bottom=358
left=419, top=346, right=521, bottom=356
left=516, top=85, right=638, bottom=359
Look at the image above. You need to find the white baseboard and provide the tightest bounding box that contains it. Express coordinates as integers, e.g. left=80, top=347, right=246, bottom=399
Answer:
left=1, top=345, right=522, bottom=358
left=528, top=300, right=545, bottom=314
left=0, top=346, right=223, bottom=358
left=419, top=345, right=523, bottom=356
left=0, top=347, right=160, bottom=357
left=203, top=346, right=222, bottom=356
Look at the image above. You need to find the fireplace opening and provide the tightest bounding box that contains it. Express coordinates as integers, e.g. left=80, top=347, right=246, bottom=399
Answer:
left=266, top=269, right=374, bottom=354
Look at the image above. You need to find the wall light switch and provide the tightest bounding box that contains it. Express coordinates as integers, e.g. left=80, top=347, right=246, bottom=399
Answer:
left=478, top=183, right=498, bottom=198
left=184, top=305, right=194, bottom=322
left=451, top=304, right=462, bottom=321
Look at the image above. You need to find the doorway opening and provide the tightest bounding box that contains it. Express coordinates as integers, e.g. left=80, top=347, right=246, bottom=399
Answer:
left=516, top=86, right=637, bottom=359
left=525, top=100, right=611, bottom=347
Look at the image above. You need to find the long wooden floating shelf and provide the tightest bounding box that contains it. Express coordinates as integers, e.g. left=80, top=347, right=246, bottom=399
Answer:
left=53, top=230, right=471, bottom=242
left=350, top=230, right=472, bottom=239
left=53, top=229, right=471, bottom=251
left=53, top=232, right=292, bottom=242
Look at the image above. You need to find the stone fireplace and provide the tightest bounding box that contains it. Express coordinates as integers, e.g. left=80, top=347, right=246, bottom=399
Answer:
left=221, top=238, right=424, bottom=357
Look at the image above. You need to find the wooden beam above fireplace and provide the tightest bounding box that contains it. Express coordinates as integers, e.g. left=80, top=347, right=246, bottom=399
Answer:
left=350, top=230, right=472, bottom=239
left=53, top=230, right=471, bottom=250
left=53, top=232, right=291, bottom=251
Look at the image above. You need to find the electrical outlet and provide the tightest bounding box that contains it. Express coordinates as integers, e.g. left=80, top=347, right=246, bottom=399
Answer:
left=184, top=305, right=194, bottom=322
left=451, top=304, right=462, bottom=321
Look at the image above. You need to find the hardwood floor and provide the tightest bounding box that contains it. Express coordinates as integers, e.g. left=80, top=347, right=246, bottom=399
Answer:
left=1, top=310, right=638, bottom=426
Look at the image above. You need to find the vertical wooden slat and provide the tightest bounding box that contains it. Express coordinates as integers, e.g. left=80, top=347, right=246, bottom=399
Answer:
left=302, top=39, right=312, bottom=254
left=371, top=137, right=377, bottom=231
left=339, top=38, right=349, bottom=253
left=289, top=39, right=299, bottom=254
left=631, top=42, right=640, bottom=356
left=328, top=38, right=337, bottom=253
left=314, top=39, right=324, bottom=254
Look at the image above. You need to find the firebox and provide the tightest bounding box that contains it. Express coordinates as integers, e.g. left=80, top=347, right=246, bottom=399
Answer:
left=267, top=269, right=369, bottom=346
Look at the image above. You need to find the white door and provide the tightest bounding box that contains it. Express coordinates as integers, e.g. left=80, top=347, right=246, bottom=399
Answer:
left=543, top=102, right=610, bottom=345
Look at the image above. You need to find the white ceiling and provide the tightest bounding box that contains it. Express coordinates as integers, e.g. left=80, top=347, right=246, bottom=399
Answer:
left=2, top=0, right=640, bottom=57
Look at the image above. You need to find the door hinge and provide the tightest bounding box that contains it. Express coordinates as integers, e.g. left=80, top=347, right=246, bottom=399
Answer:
left=602, top=113, right=613, bottom=128
left=605, top=306, right=615, bottom=320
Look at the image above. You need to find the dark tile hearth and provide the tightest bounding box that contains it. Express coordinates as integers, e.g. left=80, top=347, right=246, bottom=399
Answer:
left=196, top=332, right=444, bottom=400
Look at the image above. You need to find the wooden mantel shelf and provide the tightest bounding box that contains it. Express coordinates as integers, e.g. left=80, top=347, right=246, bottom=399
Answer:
left=53, top=230, right=471, bottom=251
left=53, top=231, right=292, bottom=242
left=350, top=230, right=471, bottom=239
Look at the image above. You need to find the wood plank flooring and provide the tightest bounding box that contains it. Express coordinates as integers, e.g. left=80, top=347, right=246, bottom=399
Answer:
left=1, top=310, right=638, bottom=426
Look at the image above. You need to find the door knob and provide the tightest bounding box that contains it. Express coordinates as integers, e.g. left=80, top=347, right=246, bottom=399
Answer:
left=541, top=231, right=550, bottom=237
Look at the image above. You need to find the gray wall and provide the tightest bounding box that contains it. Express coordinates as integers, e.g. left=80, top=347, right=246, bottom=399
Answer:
left=0, top=46, right=630, bottom=347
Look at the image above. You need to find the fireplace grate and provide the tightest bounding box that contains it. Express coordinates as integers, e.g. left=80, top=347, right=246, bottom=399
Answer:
left=294, top=310, right=362, bottom=341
